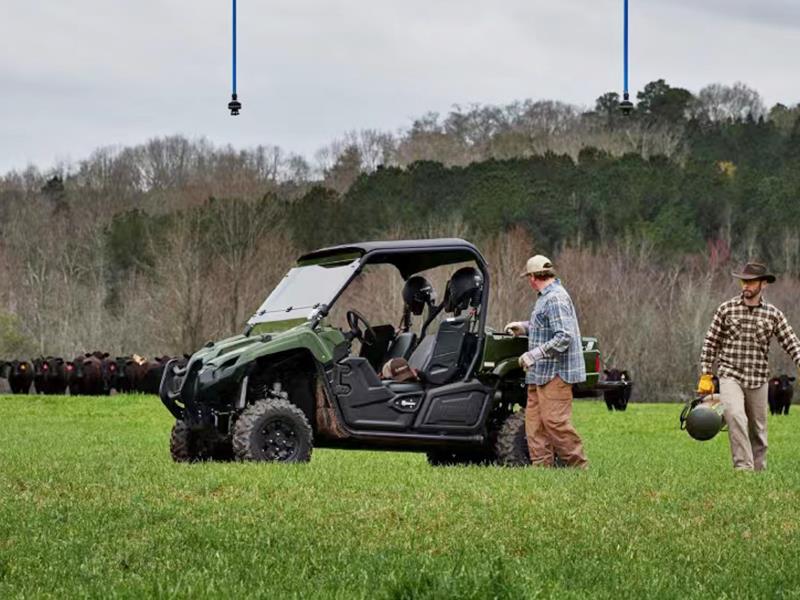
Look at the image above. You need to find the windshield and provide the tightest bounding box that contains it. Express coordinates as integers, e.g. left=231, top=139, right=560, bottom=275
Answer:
left=247, top=260, right=360, bottom=324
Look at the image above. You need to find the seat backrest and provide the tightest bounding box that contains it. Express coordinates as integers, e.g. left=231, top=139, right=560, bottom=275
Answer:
left=407, top=335, right=436, bottom=373
left=359, top=324, right=395, bottom=372
left=385, top=332, right=417, bottom=361
left=407, top=316, right=471, bottom=385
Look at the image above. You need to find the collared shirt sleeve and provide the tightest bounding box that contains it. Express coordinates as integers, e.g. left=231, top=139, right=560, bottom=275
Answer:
left=700, top=304, right=725, bottom=374
left=774, top=310, right=800, bottom=367
left=535, top=296, right=575, bottom=357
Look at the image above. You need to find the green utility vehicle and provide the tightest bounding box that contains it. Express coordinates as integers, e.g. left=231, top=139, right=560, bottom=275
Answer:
left=160, top=238, right=615, bottom=466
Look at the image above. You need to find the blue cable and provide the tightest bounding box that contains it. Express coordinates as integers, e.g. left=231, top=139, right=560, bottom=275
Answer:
left=619, top=0, right=632, bottom=113
left=228, top=0, right=241, bottom=115
left=232, top=0, right=237, bottom=96
left=623, top=0, right=628, bottom=96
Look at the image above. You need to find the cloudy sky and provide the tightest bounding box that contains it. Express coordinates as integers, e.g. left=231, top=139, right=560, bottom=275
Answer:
left=1, top=1, right=799, bottom=174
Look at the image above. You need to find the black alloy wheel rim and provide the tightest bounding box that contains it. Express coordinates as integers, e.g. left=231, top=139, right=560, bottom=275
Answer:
left=260, top=417, right=299, bottom=461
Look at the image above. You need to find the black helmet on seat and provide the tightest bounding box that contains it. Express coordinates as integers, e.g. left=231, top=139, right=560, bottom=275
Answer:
left=445, top=267, right=483, bottom=313
left=402, top=276, right=436, bottom=315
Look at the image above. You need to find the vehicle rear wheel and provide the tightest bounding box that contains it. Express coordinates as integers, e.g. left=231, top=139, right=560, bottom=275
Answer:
left=494, top=410, right=530, bottom=466
left=170, top=420, right=233, bottom=463
left=233, top=398, right=313, bottom=463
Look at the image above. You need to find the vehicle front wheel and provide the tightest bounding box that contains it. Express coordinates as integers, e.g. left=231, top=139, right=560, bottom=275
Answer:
left=232, top=398, right=313, bottom=463
left=170, top=420, right=233, bottom=463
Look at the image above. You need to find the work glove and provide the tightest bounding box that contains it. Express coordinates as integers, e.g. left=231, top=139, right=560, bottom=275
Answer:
left=518, top=347, right=546, bottom=369
left=697, top=373, right=715, bottom=395
left=504, top=321, right=528, bottom=336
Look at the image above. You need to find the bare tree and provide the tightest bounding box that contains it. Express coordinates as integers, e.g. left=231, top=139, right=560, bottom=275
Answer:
left=208, top=198, right=296, bottom=335
left=689, top=82, right=766, bottom=123
left=145, top=210, right=212, bottom=353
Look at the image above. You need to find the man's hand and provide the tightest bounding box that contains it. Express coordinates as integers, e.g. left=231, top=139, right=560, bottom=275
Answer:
left=504, top=321, right=527, bottom=336
left=518, top=348, right=546, bottom=369
left=697, top=373, right=715, bottom=395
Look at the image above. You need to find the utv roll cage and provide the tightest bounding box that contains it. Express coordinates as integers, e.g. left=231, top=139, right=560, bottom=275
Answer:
left=297, top=238, right=491, bottom=383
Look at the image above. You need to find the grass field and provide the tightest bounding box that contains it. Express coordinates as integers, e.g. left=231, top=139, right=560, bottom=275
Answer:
left=1, top=395, right=800, bottom=599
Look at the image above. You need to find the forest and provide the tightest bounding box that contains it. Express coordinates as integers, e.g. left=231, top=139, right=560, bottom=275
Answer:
left=1, top=79, right=799, bottom=399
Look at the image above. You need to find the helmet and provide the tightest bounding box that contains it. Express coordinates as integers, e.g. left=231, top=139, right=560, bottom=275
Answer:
left=445, top=267, right=483, bottom=313
left=402, top=276, right=436, bottom=315
left=682, top=397, right=725, bottom=441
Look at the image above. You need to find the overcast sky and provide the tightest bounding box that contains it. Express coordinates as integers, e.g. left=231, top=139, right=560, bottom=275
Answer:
left=2, top=1, right=799, bottom=174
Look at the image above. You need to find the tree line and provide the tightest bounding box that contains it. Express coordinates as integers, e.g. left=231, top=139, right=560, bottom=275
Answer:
left=1, top=80, right=799, bottom=399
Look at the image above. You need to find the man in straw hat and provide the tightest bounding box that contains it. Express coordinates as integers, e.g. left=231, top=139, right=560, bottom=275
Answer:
left=504, top=255, right=588, bottom=468
left=699, top=261, right=800, bottom=471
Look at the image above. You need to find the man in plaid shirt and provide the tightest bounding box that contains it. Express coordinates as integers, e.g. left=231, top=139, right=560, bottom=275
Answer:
left=505, top=255, right=588, bottom=468
left=699, top=261, right=800, bottom=471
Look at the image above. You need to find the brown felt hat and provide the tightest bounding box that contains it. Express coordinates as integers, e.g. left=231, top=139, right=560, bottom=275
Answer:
left=731, top=261, right=775, bottom=283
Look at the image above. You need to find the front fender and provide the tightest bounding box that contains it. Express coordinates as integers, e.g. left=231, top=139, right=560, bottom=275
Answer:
left=237, top=327, right=345, bottom=367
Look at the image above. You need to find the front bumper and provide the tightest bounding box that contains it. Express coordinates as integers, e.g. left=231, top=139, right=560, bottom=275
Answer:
left=159, top=359, right=187, bottom=420
left=159, top=357, right=245, bottom=424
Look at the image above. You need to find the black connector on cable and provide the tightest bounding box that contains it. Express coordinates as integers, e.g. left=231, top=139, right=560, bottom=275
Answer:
left=228, top=93, right=241, bottom=116
left=619, top=92, right=633, bottom=116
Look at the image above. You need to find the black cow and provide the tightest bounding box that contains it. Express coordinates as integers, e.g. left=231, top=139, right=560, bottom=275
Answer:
left=768, top=375, right=795, bottom=415
left=109, top=356, right=132, bottom=392
left=602, top=368, right=632, bottom=411
left=138, top=356, right=172, bottom=394
left=43, top=356, right=68, bottom=395
left=81, top=352, right=111, bottom=396
left=121, top=356, right=147, bottom=393
left=66, top=353, right=88, bottom=395
left=67, top=351, right=110, bottom=396
left=99, top=355, right=121, bottom=393
left=32, top=357, right=47, bottom=394
left=7, top=360, right=34, bottom=394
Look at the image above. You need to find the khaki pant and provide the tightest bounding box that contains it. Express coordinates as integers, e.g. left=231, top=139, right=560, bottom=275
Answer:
left=525, top=377, right=587, bottom=468
left=719, top=377, right=768, bottom=471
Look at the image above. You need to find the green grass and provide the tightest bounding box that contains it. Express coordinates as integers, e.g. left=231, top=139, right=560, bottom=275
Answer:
left=1, top=395, right=800, bottom=599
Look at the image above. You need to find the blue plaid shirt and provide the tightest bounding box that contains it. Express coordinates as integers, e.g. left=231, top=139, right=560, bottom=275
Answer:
left=525, top=279, right=586, bottom=385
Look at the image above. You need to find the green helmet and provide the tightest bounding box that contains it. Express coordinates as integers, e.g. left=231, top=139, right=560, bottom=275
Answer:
left=682, top=402, right=725, bottom=441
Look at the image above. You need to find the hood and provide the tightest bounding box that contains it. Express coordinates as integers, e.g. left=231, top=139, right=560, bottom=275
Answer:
left=191, top=321, right=310, bottom=369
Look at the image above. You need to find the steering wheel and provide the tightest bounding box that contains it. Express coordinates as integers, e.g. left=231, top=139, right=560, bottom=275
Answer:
left=346, top=309, right=377, bottom=346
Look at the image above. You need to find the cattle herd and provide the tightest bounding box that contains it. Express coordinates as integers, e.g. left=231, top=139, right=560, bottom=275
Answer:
left=0, top=355, right=796, bottom=415
left=0, top=353, right=188, bottom=396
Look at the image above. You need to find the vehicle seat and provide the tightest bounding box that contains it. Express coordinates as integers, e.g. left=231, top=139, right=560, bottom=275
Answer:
left=406, top=315, right=471, bottom=385
left=385, top=332, right=417, bottom=361
left=359, top=324, right=395, bottom=372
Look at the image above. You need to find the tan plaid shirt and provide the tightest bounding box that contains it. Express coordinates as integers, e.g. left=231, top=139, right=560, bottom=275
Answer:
left=700, top=295, right=800, bottom=388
